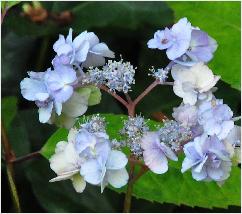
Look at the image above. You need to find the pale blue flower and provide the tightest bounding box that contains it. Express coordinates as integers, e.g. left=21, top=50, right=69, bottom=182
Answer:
left=45, top=65, right=77, bottom=103
left=74, top=128, right=128, bottom=192
left=20, top=71, right=54, bottom=123
left=148, top=18, right=192, bottom=60
left=174, top=30, right=218, bottom=66
left=198, top=99, right=234, bottom=140
left=182, top=134, right=232, bottom=182
left=53, top=28, right=114, bottom=67
left=141, top=132, right=178, bottom=174
left=20, top=65, right=77, bottom=123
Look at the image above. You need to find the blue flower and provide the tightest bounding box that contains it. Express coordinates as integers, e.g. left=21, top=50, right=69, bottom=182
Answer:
left=148, top=18, right=192, bottom=60
left=53, top=28, right=114, bottom=67
left=182, top=134, right=232, bottom=182
left=198, top=99, right=234, bottom=140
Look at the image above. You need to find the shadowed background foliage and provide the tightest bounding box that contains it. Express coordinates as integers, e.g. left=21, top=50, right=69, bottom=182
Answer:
left=1, top=1, right=241, bottom=212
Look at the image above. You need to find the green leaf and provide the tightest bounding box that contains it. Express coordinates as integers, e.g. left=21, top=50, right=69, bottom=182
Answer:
left=1, top=96, right=18, bottom=130
left=112, top=156, right=241, bottom=209
left=40, top=113, right=162, bottom=159
left=130, top=165, right=241, bottom=209
left=168, top=1, right=241, bottom=90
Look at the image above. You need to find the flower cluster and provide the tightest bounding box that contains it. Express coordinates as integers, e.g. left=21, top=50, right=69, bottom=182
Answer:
left=120, top=116, right=149, bottom=158
left=143, top=17, right=240, bottom=184
left=49, top=115, right=129, bottom=193
left=87, top=58, right=136, bottom=93
left=148, top=17, right=217, bottom=66
left=20, top=29, right=114, bottom=127
left=19, top=17, right=240, bottom=193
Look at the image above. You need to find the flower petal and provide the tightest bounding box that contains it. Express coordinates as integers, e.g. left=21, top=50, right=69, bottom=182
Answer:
left=106, top=150, right=128, bottom=170
left=71, top=174, right=86, bottom=193
left=107, top=168, right=129, bottom=188
left=38, top=102, right=53, bottom=123
left=80, top=159, right=105, bottom=185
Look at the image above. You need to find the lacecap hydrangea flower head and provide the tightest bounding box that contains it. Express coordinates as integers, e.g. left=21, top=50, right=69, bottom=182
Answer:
left=19, top=17, right=240, bottom=197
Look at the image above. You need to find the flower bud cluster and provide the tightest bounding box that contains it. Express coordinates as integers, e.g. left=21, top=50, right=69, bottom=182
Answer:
left=120, top=116, right=149, bottom=158
left=149, top=67, right=169, bottom=83
left=79, top=114, right=106, bottom=133
left=87, top=59, right=136, bottom=93
left=158, top=120, right=192, bottom=152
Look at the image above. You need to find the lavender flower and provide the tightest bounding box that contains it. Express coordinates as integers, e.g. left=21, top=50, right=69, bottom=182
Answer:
left=141, top=132, right=178, bottom=174
left=148, top=18, right=192, bottom=60
left=172, top=103, right=198, bottom=127
left=198, top=99, right=234, bottom=140
left=182, top=134, right=232, bottom=182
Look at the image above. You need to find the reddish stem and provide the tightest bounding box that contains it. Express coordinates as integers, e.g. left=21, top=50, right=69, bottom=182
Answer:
left=9, top=151, right=41, bottom=164
left=133, top=80, right=160, bottom=106
left=99, top=85, right=129, bottom=108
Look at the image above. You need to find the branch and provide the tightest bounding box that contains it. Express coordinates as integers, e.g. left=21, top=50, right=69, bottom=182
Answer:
left=133, top=79, right=160, bottom=106
left=99, top=85, right=129, bottom=108
left=1, top=124, right=21, bottom=212
left=10, top=151, right=41, bottom=164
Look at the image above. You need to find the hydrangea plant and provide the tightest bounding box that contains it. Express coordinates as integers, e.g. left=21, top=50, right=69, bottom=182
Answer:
left=19, top=17, right=241, bottom=212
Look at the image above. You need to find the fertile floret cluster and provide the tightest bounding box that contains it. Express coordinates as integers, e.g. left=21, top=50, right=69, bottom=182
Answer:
left=158, top=120, right=192, bottom=151
left=120, top=116, right=149, bottom=158
left=149, top=67, right=169, bottom=83
left=87, top=58, right=136, bottom=93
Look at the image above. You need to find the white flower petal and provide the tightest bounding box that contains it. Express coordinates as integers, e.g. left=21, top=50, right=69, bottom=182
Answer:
left=49, top=170, right=79, bottom=182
